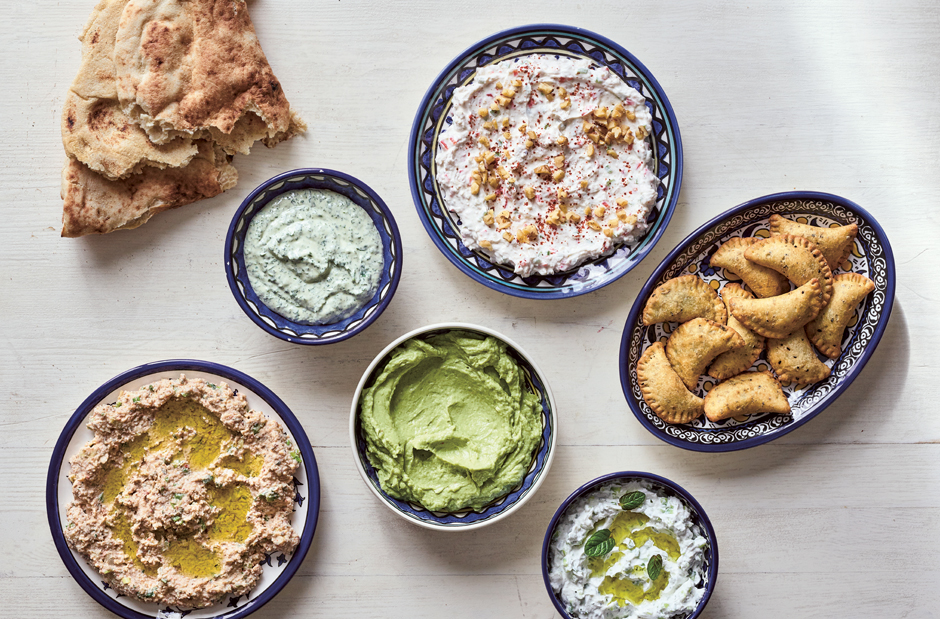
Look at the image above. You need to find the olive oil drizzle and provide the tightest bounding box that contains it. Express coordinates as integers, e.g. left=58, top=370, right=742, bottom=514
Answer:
left=588, top=511, right=681, bottom=606
left=103, top=398, right=259, bottom=578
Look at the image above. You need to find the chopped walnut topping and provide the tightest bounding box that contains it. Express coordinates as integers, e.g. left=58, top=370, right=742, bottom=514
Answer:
left=483, top=120, right=497, bottom=131
left=534, top=165, right=551, bottom=176
left=512, top=79, right=522, bottom=89
left=470, top=181, right=481, bottom=195
left=611, top=103, right=625, bottom=120
left=497, top=96, right=511, bottom=107
left=501, top=117, right=510, bottom=127
left=626, top=110, right=636, bottom=121
left=616, top=197, right=629, bottom=207
left=496, top=166, right=510, bottom=180
left=490, top=101, right=500, bottom=112
left=586, top=143, right=595, bottom=157
left=537, top=82, right=554, bottom=97
left=588, top=220, right=602, bottom=231
left=594, top=206, right=606, bottom=218
left=553, top=154, right=565, bottom=167
left=556, top=136, right=569, bottom=146
left=479, top=239, right=492, bottom=249
left=552, top=169, right=565, bottom=182
left=483, top=209, right=494, bottom=225
left=603, top=227, right=615, bottom=238
left=567, top=212, right=581, bottom=224
left=517, top=225, right=538, bottom=243
left=523, top=186, right=536, bottom=200
left=524, top=139, right=534, bottom=149
left=560, top=98, right=571, bottom=109
left=580, top=180, right=589, bottom=189
left=527, top=130, right=537, bottom=140
left=484, top=193, right=497, bottom=201
left=478, top=107, right=489, bottom=118
left=483, top=151, right=497, bottom=166
left=557, top=188, right=568, bottom=200
left=501, top=88, right=516, bottom=98
left=478, top=136, right=490, bottom=148
left=593, top=107, right=609, bottom=119
left=502, top=231, right=514, bottom=242
left=607, top=148, right=618, bottom=158
left=607, top=217, right=620, bottom=228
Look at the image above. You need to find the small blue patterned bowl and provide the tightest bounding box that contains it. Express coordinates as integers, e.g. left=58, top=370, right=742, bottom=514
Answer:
left=620, top=191, right=896, bottom=452
left=225, top=169, right=403, bottom=345
left=542, top=471, right=718, bottom=619
left=46, top=360, right=320, bottom=619
left=408, top=24, right=682, bottom=299
left=349, top=323, right=557, bottom=530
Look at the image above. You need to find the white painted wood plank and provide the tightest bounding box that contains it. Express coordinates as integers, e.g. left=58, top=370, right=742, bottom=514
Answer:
left=2, top=0, right=940, bottom=617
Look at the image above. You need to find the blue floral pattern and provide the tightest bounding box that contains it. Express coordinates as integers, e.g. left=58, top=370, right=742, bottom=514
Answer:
left=409, top=25, right=682, bottom=299
left=619, top=194, right=895, bottom=451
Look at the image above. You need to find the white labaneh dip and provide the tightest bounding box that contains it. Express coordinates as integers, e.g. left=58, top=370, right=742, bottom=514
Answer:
left=549, top=481, right=708, bottom=619
left=434, top=54, right=660, bottom=277
left=244, top=189, right=384, bottom=325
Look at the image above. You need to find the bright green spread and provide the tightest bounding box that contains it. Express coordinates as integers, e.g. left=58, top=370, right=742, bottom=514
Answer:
left=359, top=330, right=542, bottom=512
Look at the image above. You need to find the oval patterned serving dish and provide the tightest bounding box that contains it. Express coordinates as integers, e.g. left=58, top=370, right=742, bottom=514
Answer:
left=225, top=169, right=402, bottom=345
left=408, top=24, right=682, bottom=299
left=47, top=360, right=320, bottom=619
left=350, top=323, right=557, bottom=530
left=619, top=191, right=895, bottom=451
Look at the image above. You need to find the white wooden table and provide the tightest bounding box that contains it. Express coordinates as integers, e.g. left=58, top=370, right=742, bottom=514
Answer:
left=3, top=1, right=938, bottom=617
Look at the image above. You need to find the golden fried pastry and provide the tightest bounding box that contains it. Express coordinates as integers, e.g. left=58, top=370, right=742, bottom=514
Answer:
left=805, top=273, right=875, bottom=359
left=703, top=371, right=791, bottom=422
left=642, top=275, right=726, bottom=326
left=637, top=342, right=705, bottom=424
left=744, top=234, right=833, bottom=305
left=665, top=318, right=743, bottom=390
left=709, top=284, right=765, bottom=380
left=729, top=278, right=825, bottom=339
left=769, top=214, right=859, bottom=271
left=767, top=329, right=831, bottom=387
left=709, top=237, right=790, bottom=298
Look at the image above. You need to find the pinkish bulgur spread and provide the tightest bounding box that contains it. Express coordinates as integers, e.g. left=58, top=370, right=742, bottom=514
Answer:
left=434, top=54, right=659, bottom=277
left=64, top=375, right=300, bottom=608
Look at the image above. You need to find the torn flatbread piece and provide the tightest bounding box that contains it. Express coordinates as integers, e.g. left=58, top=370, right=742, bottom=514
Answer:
left=709, top=284, right=765, bottom=380
left=703, top=371, right=791, bottom=422
left=62, top=0, right=198, bottom=179
left=769, top=214, right=858, bottom=271
left=637, top=342, right=704, bottom=424
left=709, top=237, right=790, bottom=298
left=744, top=234, right=833, bottom=305
left=113, top=0, right=306, bottom=151
left=61, top=141, right=237, bottom=237
left=729, top=278, right=825, bottom=339
left=642, top=275, right=726, bottom=326
left=805, top=273, right=875, bottom=359
left=665, top=318, right=743, bottom=390
left=767, top=329, right=831, bottom=387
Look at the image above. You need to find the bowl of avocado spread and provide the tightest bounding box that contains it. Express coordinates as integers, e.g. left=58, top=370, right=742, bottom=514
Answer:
left=350, top=323, right=557, bottom=530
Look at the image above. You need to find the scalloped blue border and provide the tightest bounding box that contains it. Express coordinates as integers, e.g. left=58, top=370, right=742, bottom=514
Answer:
left=540, top=471, right=718, bottom=618
left=46, top=360, right=321, bottom=619
left=224, top=168, right=403, bottom=345
left=619, top=191, right=897, bottom=452
left=408, top=24, right=682, bottom=299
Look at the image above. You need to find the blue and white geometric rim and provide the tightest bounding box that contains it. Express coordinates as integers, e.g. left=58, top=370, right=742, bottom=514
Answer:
left=409, top=24, right=683, bottom=299
left=225, top=169, right=402, bottom=345
left=46, top=360, right=320, bottom=619
left=620, top=192, right=896, bottom=452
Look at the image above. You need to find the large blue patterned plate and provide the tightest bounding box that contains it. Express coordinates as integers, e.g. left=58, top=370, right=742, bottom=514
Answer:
left=47, top=360, right=320, bottom=619
left=409, top=24, right=682, bottom=299
left=350, top=323, right=557, bottom=530
left=619, top=192, right=895, bottom=451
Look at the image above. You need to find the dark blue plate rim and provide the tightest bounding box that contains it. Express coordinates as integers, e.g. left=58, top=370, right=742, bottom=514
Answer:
left=46, top=360, right=321, bottom=619
left=407, top=23, right=682, bottom=300
left=619, top=190, right=897, bottom=452
left=224, top=168, right=403, bottom=345
left=540, top=471, right=718, bottom=619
